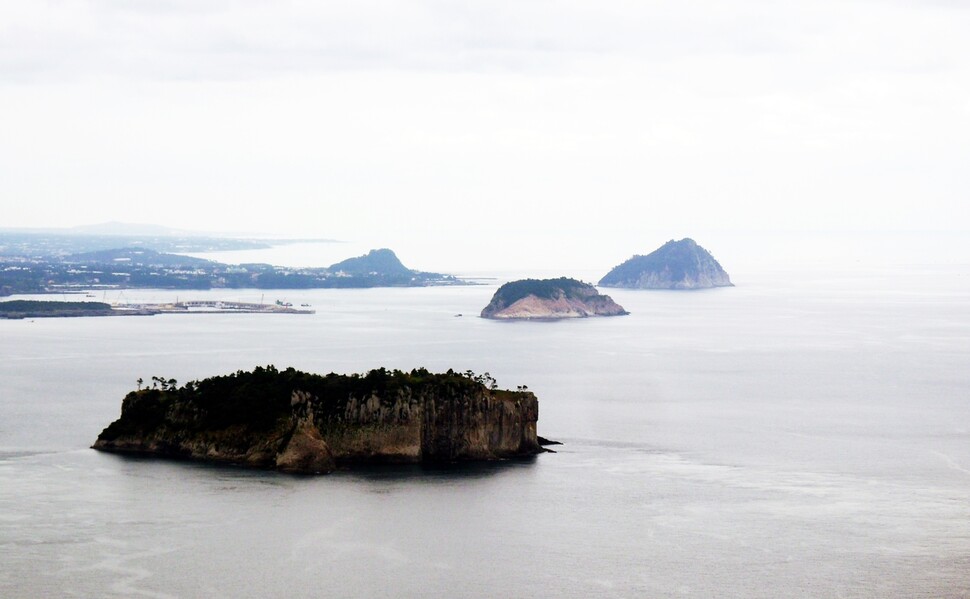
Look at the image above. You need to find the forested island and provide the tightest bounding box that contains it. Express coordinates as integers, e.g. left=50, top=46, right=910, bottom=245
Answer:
left=93, top=366, right=546, bottom=474
left=0, top=300, right=120, bottom=319
left=599, top=238, right=733, bottom=289
left=481, top=277, right=628, bottom=320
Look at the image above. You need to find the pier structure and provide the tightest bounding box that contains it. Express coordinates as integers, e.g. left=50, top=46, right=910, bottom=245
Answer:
left=113, top=300, right=314, bottom=315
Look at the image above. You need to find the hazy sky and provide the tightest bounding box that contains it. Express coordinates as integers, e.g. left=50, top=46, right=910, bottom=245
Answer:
left=2, top=1, right=968, bottom=271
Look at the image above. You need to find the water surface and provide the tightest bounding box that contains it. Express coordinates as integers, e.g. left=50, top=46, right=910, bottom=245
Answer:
left=1, top=266, right=968, bottom=597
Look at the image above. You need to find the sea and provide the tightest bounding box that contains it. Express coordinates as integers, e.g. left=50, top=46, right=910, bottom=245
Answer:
left=1, top=247, right=969, bottom=598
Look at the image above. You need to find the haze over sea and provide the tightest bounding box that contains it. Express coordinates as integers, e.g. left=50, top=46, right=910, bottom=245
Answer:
left=2, top=242, right=969, bottom=598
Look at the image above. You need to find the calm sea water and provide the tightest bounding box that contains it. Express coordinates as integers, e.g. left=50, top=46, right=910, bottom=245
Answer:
left=1, top=264, right=969, bottom=598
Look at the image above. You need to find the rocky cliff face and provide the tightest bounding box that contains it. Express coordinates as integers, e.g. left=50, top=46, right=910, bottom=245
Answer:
left=481, top=277, right=628, bottom=320
left=599, top=238, right=733, bottom=290
left=92, top=367, right=542, bottom=474
left=316, top=386, right=539, bottom=462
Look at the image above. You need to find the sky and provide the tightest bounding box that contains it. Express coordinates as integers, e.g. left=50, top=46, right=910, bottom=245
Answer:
left=1, top=1, right=968, bottom=272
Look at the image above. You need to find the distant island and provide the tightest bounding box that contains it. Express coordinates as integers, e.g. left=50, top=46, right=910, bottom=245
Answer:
left=93, top=366, right=546, bottom=474
left=599, top=238, right=733, bottom=290
left=481, top=277, right=628, bottom=320
left=0, top=245, right=465, bottom=296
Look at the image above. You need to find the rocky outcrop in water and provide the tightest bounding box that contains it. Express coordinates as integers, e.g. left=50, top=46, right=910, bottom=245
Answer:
left=480, top=277, right=628, bottom=320
left=92, top=366, right=543, bottom=474
left=599, top=238, right=733, bottom=290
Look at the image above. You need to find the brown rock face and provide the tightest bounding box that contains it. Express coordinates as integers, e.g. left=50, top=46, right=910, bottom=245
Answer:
left=275, top=415, right=335, bottom=474
left=314, top=388, right=541, bottom=463
left=483, top=294, right=627, bottom=319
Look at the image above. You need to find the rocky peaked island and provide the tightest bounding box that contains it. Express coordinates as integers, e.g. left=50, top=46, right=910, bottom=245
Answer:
left=93, top=366, right=544, bottom=474
left=599, top=238, right=733, bottom=290
left=481, top=277, right=628, bottom=320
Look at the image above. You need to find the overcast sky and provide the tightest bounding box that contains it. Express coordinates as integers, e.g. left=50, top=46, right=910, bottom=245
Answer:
left=1, top=1, right=968, bottom=271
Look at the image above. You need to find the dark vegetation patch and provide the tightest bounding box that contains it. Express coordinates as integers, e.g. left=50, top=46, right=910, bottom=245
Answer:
left=98, top=366, right=503, bottom=439
left=0, top=300, right=114, bottom=318
left=492, top=277, right=594, bottom=305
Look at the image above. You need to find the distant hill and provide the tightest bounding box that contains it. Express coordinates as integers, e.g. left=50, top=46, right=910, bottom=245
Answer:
left=481, top=277, right=628, bottom=320
left=328, top=249, right=414, bottom=277
left=65, top=247, right=217, bottom=268
left=599, top=238, right=733, bottom=290
left=0, top=229, right=272, bottom=257
left=68, top=222, right=188, bottom=237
